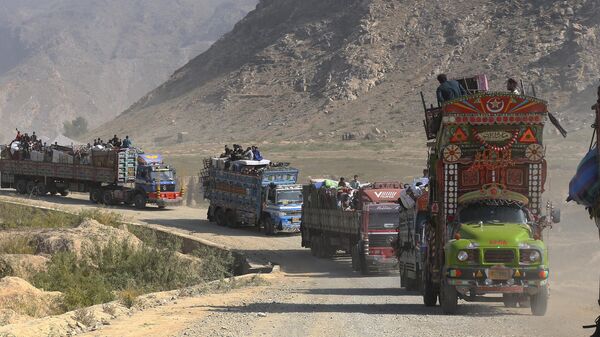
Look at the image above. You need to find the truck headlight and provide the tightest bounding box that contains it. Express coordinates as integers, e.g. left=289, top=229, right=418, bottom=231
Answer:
left=529, top=250, right=541, bottom=262
left=457, top=250, right=469, bottom=262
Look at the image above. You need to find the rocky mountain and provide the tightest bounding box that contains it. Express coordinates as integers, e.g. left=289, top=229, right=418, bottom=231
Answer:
left=0, top=0, right=257, bottom=143
left=96, top=0, right=600, bottom=145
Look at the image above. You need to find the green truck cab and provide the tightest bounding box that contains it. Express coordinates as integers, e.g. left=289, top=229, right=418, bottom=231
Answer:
left=420, top=80, right=558, bottom=315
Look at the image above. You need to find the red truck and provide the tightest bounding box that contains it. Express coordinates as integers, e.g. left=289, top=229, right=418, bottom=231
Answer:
left=301, top=182, right=401, bottom=274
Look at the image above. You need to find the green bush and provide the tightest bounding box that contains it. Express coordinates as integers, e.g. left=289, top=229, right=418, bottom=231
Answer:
left=32, top=239, right=234, bottom=311
left=76, top=209, right=123, bottom=228
left=0, top=236, right=36, bottom=254
left=0, top=203, right=79, bottom=229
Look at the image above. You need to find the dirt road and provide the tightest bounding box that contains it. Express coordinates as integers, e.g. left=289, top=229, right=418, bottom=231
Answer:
left=1, top=190, right=598, bottom=337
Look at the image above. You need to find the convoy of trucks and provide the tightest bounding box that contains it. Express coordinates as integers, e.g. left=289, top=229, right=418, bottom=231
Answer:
left=0, top=147, right=182, bottom=208
left=202, top=158, right=303, bottom=235
left=419, top=82, right=559, bottom=315
left=0, top=73, right=569, bottom=318
left=301, top=182, right=401, bottom=274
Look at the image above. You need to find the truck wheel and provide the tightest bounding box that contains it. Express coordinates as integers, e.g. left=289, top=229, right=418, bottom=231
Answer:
left=423, top=273, right=438, bottom=307
left=102, top=190, right=115, bottom=205
left=35, top=182, right=47, bottom=196
left=225, top=210, right=237, bottom=227
left=530, top=285, right=548, bottom=316
left=134, top=194, right=146, bottom=209
left=263, top=217, right=275, bottom=235
left=59, top=189, right=69, bottom=197
left=215, top=208, right=225, bottom=226
left=15, top=180, right=27, bottom=194
left=26, top=181, right=36, bottom=195
left=503, top=294, right=519, bottom=308
left=440, top=283, right=458, bottom=314
left=91, top=189, right=102, bottom=204
left=351, top=245, right=360, bottom=271
left=48, top=185, right=58, bottom=196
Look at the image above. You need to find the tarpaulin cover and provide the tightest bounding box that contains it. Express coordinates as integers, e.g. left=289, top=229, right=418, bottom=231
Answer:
left=568, top=147, right=600, bottom=207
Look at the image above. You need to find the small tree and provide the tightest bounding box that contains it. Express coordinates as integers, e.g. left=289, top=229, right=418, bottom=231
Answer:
left=63, top=117, right=88, bottom=138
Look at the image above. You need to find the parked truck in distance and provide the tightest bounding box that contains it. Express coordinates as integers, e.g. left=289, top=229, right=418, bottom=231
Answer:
left=301, top=181, right=401, bottom=274
left=0, top=147, right=182, bottom=209
left=421, top=81, right=559, bottom=315
left=202, top=158, right=303, bottom=235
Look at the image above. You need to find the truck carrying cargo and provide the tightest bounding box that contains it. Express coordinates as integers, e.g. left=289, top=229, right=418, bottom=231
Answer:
left=202, top=158, right=303, bottom=235
left=0, top=145, right=182, bottom=208
left=420, top=80, right=559, bottom=315
left=301, top=181, right=401, bottom=274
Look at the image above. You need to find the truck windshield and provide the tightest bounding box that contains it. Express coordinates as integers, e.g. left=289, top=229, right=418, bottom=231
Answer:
left=459, top=204, right=528, bottom=224
left=151, top=170, right=174, bottom=181
left=276, top=190, right=302, bottom=204
left=369, top=212, right=399, bottom=230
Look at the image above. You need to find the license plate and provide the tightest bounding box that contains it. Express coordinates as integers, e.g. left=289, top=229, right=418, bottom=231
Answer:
left=488, top=268, right=511, bottom=280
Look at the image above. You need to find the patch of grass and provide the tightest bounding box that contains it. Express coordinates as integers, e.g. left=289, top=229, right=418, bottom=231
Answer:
left=72, top=308, right=96, bottom=327
left=32, top=239, right=234, bottom=311
left=76, top=209, right=123, bottom=228
left=0, top=203, right=79, bottom=229
left=0, top=236, right=36, bottom=255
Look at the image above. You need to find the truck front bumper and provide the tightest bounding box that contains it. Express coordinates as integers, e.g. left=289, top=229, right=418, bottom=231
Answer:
left=278, top=219, right=301, bottom=233
left=445, top=266, right=548, bottom=294
left=148, top=192, right=183, bottom=206
left=365, top=255, right=398, bottom=270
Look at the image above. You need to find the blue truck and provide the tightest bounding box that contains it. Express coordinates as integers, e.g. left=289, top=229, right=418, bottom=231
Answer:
left=0, top=148, right=182, bottom=209
left=202, top=158, right=303, bottom=235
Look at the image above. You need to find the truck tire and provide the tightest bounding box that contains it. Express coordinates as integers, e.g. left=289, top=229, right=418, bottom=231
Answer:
left=91, top=189, right=102, bottom=204
left=15, top=180, right=27, bottom=194
left=48, top=185, right=58, bottom=196
left=26, top=181, right=36, bottom=195
left=440, top=283, right=458, bottom=314
left=225, top=210, right=238, bottom=227
left=351, top=245, right=360, bottom=271
left=102, top=190, right=114, bottom=205
left=263, top=217, right=276, bottom=236
left=215, top=208, right=225, bottom=226
left=134, top=194, right=146, bottom=209
left=423, top=272, right=438, bottom=307
left=35, top=182, right=47, bottom=196
left=530, top=285, right=548, bottom=316
left=59, top=189, right=69, bottom=197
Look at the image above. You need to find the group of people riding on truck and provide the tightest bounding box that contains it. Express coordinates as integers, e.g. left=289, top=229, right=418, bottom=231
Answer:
left=436, top=73, right=521, bottom=104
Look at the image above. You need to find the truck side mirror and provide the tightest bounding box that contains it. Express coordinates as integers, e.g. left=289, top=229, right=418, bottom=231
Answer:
left=551, top=208, right=561, bottom=224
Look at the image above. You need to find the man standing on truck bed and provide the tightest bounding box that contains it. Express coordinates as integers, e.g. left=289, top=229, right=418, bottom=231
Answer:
left=436, top=74, right=467, bottom=104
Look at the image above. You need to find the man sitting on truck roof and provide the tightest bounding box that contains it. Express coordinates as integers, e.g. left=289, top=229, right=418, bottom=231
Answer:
left=252, top=146, right=263, bottom=161
left=244, top=147, right=254, bottom=160
left=507, top=78, right=520, bottom=95
left=436, top=74, right=467, bottom=104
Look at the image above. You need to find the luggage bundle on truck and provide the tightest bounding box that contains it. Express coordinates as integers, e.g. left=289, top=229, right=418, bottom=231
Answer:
left=0, top=145, right=182, bottom=209
left=301, top=181, right=401, bottom=274
left=202, top=158, right=303, bottom=235
left=421, top=77, right=560, bottom=315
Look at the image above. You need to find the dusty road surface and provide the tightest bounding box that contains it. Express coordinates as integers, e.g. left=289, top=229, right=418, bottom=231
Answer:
left=0, top=191, right=598, bottom=337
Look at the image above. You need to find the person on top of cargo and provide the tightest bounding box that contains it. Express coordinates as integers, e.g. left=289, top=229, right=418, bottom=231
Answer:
left=110, top=135, right=120, bottom=147
left=15, top=129, right=22, bottom=141
left=350, top=175, right=361, bottom=189
left=338, top=177, right=347, bottom=188
left=507, top=78, right=520, bottom=95
left=252, top=146, right=263, bottom=161
left=220, top=145, right=231, bottom=158
left=31, top=132, right=37, bottom=142
left=122, top=136, right=131, bottom=148
left=436, top=74, right=467, bottom=104
left=244, top=147, right=254, bottom=160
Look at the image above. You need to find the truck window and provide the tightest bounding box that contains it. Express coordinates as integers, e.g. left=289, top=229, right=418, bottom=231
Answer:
left=151, top=170, right=174, bottom=181
left=369, top=211, right=399, bottom=229
left=459, top=204, right=528, bottom=224
left=276, top=190, right=302, bottom=204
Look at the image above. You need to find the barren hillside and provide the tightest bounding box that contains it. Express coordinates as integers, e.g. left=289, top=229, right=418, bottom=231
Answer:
left=0, top=0, right=257, bottom=143
left=94, top=0, right=600, bottom=146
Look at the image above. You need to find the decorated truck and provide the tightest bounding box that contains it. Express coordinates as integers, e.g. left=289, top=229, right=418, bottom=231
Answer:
left=0, top=149, right=182, bottom=208
left=422, top=87, right=559, bottom=315
left=301, top=182, right=401, bottom=274
left=202, top=158, right=303, bottom=235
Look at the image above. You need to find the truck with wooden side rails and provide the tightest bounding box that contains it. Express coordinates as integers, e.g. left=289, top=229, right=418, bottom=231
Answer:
left=202, top=158, right=303, bottom=235
left=421, top=80, right=560, bottom=315
left=0, top=148, right=182, bottom=208
left=301, top=182, right=401, bottom=274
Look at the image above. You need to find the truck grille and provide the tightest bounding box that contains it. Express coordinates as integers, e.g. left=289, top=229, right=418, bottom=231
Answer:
left=368, top=234, right=396, bottom=248
left=484, top=249, right=515, bottom=264
left=160, top=184, right=176, bottom=192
